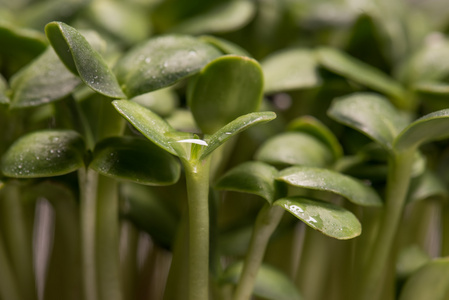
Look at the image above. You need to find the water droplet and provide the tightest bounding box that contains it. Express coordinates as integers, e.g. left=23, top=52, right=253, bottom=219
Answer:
left=145, top=57, right=151, bottom=63
left=50, top=150, right=55, bottom=154
left=18, top=165, right=22, bottom=169
left=188, top=50, right=197, bottom=56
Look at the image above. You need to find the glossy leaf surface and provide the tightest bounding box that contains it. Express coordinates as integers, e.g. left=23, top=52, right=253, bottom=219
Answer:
left=112, top=100, right=178, bottom=156
left=275, top=197, right=361, bottom=239
left=394, top=109, right=449, bottom=152
left=317, top=47, right=406, bottom=106
left=90, top=136, right=180, bottom=185
left=114, top=35, right=222, bottom=97
left=222, top=262, right=302, bottom=300
left=188, top=55, right=264, bottom=134
left=45, top=21, right=125, bottom=98
left=277, top=166, right=382, bottom=207
left=201, top=111, right=276, bottom=160
left=255, top=132, right=334, bottom=168
left=287, top=116, right=343, bottom=160
left=10, top=47, right=80, bottom=108
left=399, top=258, right=449, bottom=300
left=171, top=1, right=255, bottom=34
left=215, top=161, right=286, bottom=204
left=328, top=93, right=408, bottom=151
left=1, top=130, right=85, bottom=178
left=262, top=48, right=321, bottom=93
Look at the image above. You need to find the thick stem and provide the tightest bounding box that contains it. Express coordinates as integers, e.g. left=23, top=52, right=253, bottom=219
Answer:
left=79, top=168, right=99, bottom=300
left=357, top=151, right=415, bottom=300
left=233, top=204, right=284, bottom=300
left=184, top=158, right=211, bottom=300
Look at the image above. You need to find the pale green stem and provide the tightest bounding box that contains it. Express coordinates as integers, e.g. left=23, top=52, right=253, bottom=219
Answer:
left=79, top=168, right=99, bottom=300
left=183, top=158, right=211, bottom=300
left=357, top=150, right=415, bottom=300
left=233, top=204, right=284, bottom=300
left=0, top=230, right=22, bottom=300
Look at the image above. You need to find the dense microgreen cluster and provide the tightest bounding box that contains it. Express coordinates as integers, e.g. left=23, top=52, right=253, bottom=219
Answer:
left=1, top=1, right=449, bottom=300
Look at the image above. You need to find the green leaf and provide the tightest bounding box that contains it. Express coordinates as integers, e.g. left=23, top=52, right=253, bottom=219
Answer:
left=114, top=34, right=222, bottom=97
left=254, top=132, right=334, bottom=168
left=1, top=130, right=85, bottom=178
left=112, top=100, right=178, bottom=156
left=407, top=171, right=448, bottom=203
left=201, top=111, right=276, bottom=160
left=222, top=262, right=302, bottom=300
left=274, top=197, right=361, bottom=239
left=0, top=74, right=10, bottom=104
left=394, top=109, right=449, bottom=152
left=170, top=1, right=255, bottom=34
left=90, top=136, right=181, bottom=186
left=200, top=35, right=251, bottom=57
left=215, top=161, right=286, bottom=204
left=328, top=93, right=409, bottom=151
left=399, top=258, right=449, bottom=300
left=130, top=87, right=179, bottom=117
left=261, top=48, right=321, bottom=93
left=9, top=47, right=80, bottom=108
left=277, top=166, right=382, bottom=207
left=287, top=116, right=343, bottom=160
left=188, top=55, right=264, bottom=134
left=120, top=182, right=179, bottom=248
left=316, top=47, right=406, bottom=107
left=45, top=21, right=125, bottom=99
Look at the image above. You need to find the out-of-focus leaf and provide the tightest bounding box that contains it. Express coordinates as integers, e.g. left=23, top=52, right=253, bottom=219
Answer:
left=112, top=100, right=179, bottom=156
left=317, top=47, right=406, bottom=108
left=188, top=55, right=264, bottom=134
left=287, top=116, right=343, bottom=160
left=215, top=161, right=286, bottom=204
left=262, top=48, right=321, bottom=93
left=222, top=262, right=302, bottom=300
left=414, top=81, right=449, bottom=95
left=394, top=109, right=449, bottom=152
left=170, top=1, right=255, bottom=35
left=407, top=170, right=448, bottom=203
left=277, top=166, right=382, bottom=207
left=90, top=136, right=180, bottom=186
left=328, top=93, right=408, bottom=151
left=396, top=245, right=430, bottom=280
left=399, top=258, right=449, bottom=300
left=254, top=132, right=334, bottom=168
left=114, top=34, right=222, bottom=97
left=45, top=21, right=126, bottom=99
left=201, top=112, right=276, bottom=160
left=1, top=130, right=85, bottom=178
left=120, top=182, right=179, bottom=249
left=130, top=87, right=178, bottom=117
left=200, top=35, right=251, bottom=57
left=275, top=197, right=361, bottom=239
left=0, top=74, right=10, bottom=104
left=9, top=47, right=80, bottom=108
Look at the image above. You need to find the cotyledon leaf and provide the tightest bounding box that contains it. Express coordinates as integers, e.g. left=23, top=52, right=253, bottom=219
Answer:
left=90, top=136, right=180, bottom=186
left=1, top=130, right=85, bottom=178
left=394, top=109, right=449, bottom=152
left=328, top=92, right=409, bottom=151
left=200, top=111, right=276, bottom=160
left=274, top=197, right=361, bottom=239
left=215, top=161, right=287, bottom=204
left=45, top=21, right=126, bottom=99
left=199, top=35, right=250, bottom=57
left=112, top=100, right=178, bottom=156
left=277, top=166, right=382, bottom=207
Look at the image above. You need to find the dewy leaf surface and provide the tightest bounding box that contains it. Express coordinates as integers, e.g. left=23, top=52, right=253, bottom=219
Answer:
left=90, top=136, right=180, bottom=185
left=112, top=100, right=178, bottom=156
left=10, top=47, right=80, bottom=108
left=114, top=34, right=222, bottom=97
left=1, top=130, right=85, bottom=178
left=262, top=48, right=321, bottom=93
left=275, top=197, right=361, bottom=239
left=316, top=47, right=406, bottom=107
left=255, top=132, right=334, bottom=168
left=222, top=262, right=302, bottom=300
left=394, top=109, right=449, bottom=152
left=215, top=161, right=286, bottom=204
left=45, top=21, right=125, bottom=98
left=188, top=55, right=264, bottom=134
left=201, top=111, right=276, bottom=160
left=399, top=258, right=449, bottom=300
left=277, top=166, right=382, bottom=207
left=328, top=93, right=408, bottom=151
